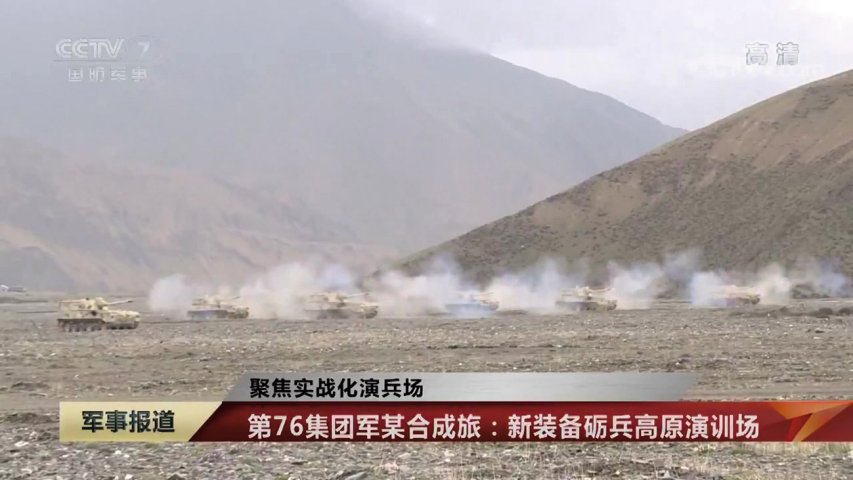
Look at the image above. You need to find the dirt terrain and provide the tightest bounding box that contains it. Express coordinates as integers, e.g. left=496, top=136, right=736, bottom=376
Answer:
left=0, top=295, right=851, bottom=479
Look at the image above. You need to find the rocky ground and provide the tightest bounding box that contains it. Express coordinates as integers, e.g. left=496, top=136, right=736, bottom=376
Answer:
left=0, top=295, right=851, bottom=479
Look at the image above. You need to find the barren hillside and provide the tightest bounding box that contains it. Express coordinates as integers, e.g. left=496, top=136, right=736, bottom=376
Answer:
left=402, top=70, right=853, bottom=280
left=0, top=138, right=390, bottom=291
left=0, top=0, right=683, bottom=255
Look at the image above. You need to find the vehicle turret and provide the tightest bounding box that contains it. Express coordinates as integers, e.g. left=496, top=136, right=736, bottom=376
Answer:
left=555, top=286, right=618, bottom=312
left=444, top=291, right=500, bottom=316
left=56, top=298, right=140, bottom=331
left=712, top=285, right=761, bottom=306
left=187, top=295, right=250, bottom=320
left=302, top=291, right=379, bottom=319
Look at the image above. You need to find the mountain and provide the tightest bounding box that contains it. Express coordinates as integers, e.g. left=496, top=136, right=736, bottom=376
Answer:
left=0, top=0, right=682, bottom=254
left=0, top=0, right=684, bottom=290
left=0, top=138, right=390, bottom=292
left=401, top=70, right=853, bottom=280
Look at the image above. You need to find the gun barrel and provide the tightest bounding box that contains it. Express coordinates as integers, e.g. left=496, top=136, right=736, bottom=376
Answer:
left=106, top=299, right=134, bottom=305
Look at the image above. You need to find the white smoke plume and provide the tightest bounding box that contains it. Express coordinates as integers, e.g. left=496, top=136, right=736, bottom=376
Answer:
left=238, top=258, right=359, bottom=319
left=147, top=274, right=208, bottom=314
left=688, top=270, right=729, bottom=307
left=372, top=254, right=469, bottom=316
left=607, top=261, right=668, bottom=310
left=687, top=265, right=792, bottom=307
left=147, top=250, right=849, bottom=318
left=586, top=250, right=702, bottom=310
left=790, top=257, right=851, bottom=297
left=662, top=249, right=703, bottom=290
left=147, top=258, right=359, bottom=319
left=750, top=263, right=793, bottom=305
left=487, top=257, right=586, bottom=313
left=687, top=257, right=850, bottom=307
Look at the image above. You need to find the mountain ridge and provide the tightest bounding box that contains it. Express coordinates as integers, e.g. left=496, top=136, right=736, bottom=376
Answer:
left=0, top=0, right=685, bottom=290
left=0, top=137, right=392, bottom=291
left=399, top=70, right=853, bottom=280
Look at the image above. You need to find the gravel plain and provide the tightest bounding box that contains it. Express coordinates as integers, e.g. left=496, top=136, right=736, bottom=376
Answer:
left=0, top=295, right=851, bottom=479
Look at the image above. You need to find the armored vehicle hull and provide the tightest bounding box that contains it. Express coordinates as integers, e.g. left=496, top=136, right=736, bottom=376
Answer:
left=187, top=308, right=249, bottom=320
left=713, top=286, right=761, bottom=307
left=58, top=316, right=139, bottom=331
left=304, top=306, right=379, bottom=320
left=187, top=295, right=250, bottom=320
left=556, top=287, right=618, bottom=312
left=555, top=299, right=618, bottom=312
left=444, top=292, right=500, bottom=316
left=302, top=292, right=379, bottom=320
left=721, top=295, right=761, bottom=307
left=56, top=298, right=140, bottom=332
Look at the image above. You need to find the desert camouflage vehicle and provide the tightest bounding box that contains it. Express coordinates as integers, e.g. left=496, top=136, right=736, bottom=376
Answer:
left=712, top=285, right=761, bottom=307
left=556, top=286, right=618, bottom=312
left=57, top=298, right=140, bottom=331
left=187, top=295, right=250, bottom=320
left=444, top=291, right=500, bottom=316
left=302, top=292, right=379, bottom=319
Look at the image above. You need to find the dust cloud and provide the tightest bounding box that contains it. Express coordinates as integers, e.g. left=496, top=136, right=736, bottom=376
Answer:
left=686, top=256, right=850, bottom=306
left=372, top=254, right=469, bottom=316
left=146, top=249, right=851, bottom=318
left=486, top=257, right=587, bottom=313
left=147, top=274, right=207, bottom=313
left=238, top=260, right=358, bottom=319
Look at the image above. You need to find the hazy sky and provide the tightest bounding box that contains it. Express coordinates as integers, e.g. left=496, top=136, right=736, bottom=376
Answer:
left=363, top=0, right=853, bottom=130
